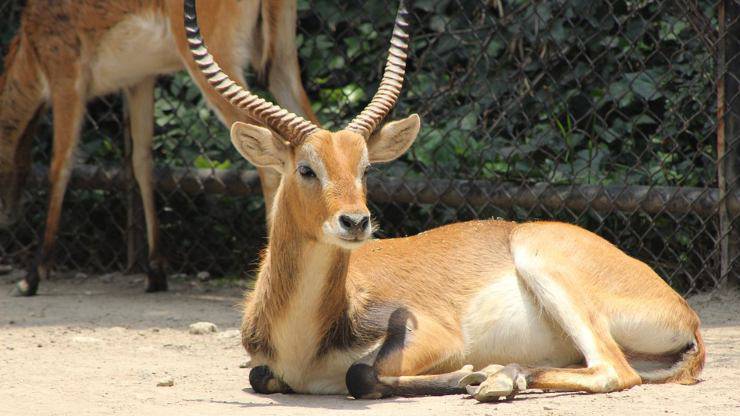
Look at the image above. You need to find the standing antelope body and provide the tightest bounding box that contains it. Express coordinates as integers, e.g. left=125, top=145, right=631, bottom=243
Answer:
left=186, top=0, right=705, bottom=402
left=0, top=0, right=318, bottom=297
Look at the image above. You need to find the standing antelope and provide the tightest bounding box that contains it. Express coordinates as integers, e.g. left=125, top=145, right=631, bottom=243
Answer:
left=187, top=0, right=705, bottom=402
left=0, top=0, right=318, bottom=296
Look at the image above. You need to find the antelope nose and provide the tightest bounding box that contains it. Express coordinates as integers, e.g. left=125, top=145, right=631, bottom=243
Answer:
left=338, top=213, right=370, bottom=235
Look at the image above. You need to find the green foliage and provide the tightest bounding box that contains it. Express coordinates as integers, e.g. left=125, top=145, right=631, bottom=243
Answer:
left=0, top=1, right=723, bottom=291
left=152, top=73, right=242, bottom=169
left=2, top=0, right=716, bottom=186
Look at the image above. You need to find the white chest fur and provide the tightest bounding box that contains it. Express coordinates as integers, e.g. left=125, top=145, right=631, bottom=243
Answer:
left=267, top=245, right=351, bottom=394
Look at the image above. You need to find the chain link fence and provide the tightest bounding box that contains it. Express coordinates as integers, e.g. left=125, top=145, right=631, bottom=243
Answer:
left=1, top=0, right=738, bottom=294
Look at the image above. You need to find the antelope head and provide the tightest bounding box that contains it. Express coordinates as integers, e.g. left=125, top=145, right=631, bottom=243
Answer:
left=185, top=0, right=419, bottom=250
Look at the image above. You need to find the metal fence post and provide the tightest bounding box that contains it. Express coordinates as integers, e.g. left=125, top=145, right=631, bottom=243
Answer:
left=718, top=0, right=740, bottom=286
left=122, top=102, right=147, bottom=273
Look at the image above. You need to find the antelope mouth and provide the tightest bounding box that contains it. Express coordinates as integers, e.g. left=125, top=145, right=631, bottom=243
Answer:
left=333, top=236, right=370, bottom=251
left=338, top=236, right=365, bottom=243
left=322, top=225, right=371, bottom=250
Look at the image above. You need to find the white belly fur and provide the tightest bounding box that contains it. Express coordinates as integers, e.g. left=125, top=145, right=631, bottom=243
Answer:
left=461, top=270, right=582, bottom=368
left=90, top=12, right=182, bottom=96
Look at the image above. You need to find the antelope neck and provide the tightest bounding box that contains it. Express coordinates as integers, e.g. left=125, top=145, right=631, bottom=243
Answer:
left=260, top=192, right=352, bottom=325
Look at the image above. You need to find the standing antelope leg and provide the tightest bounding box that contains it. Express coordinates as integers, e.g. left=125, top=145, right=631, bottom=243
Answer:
left=262, top=0, right=319, bottom=126
left=12, top=79, right=85, bottom=297
left=4, top=0, right=319, bottom=298
left=0, top=36, right=46, bottom=228
left=257, top=0, right=318, bottom=218
left=124, top=76, right=167, bottom=292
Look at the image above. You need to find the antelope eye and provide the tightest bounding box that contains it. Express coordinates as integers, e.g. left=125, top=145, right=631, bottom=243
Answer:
left=298, top=165, right=316, bottom=179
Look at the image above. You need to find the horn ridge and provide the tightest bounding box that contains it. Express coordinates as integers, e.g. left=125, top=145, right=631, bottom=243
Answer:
left=183, top=0, right=317, bottom=143
left=346, top=0, right=413, bottom=138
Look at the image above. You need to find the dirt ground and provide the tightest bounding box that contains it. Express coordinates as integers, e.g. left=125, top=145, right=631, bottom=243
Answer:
left=0, top=271, right=738, bottom=416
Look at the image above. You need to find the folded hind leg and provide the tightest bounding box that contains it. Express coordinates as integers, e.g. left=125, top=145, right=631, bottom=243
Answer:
left=459, top=238, right=642, bottom=402
left=460, top=363, right=637, bottom=402
left=261, top=0, right=319, bottom=125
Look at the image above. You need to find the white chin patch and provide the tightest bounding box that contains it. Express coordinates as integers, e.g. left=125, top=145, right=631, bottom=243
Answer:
left=333, top=237, right=367, bottom=251
left=321, top=222, right=369, bottom=250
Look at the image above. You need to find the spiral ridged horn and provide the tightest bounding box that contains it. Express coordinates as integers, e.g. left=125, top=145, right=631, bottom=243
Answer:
left=346, top=0, right=412, bottom=138
left=184, top=0, right=318, bottom=143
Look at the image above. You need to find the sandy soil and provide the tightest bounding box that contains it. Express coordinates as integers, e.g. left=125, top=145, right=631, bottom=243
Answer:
left=1, top=271, right=738, bottom=416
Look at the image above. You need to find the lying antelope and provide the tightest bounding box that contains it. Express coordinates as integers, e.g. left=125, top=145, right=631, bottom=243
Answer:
left=0, top=0, right=317, bottom=296
left=186, top=0, right=705, bottom=402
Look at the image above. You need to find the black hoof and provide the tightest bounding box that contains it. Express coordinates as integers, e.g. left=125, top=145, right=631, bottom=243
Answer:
left=145, top=277, right=168, bottom=293
left=145, top=265, right=168, bottom=293
left=10, top=279, right=37, bottom=297
left=249, top=365, right=291, bottom=394
left=346, top=363, right=390, bottom=399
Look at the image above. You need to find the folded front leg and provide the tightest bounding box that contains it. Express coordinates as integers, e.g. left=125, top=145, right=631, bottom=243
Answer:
left=347, top=363, right=474, bottom=398
left=249, top=365, right=292, bottom=394
left=346, top=315, right=470, bottom=399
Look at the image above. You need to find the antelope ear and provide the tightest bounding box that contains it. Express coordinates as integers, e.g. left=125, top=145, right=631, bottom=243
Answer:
left=366, top=114, right=421, bottom=163
left=230, top=122, right=289, bottom=172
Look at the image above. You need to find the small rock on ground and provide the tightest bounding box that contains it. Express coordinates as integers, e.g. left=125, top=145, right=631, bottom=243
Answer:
left=156, top=378, right=174, bottom=387
left=188, top=322, right=218, bottom=334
